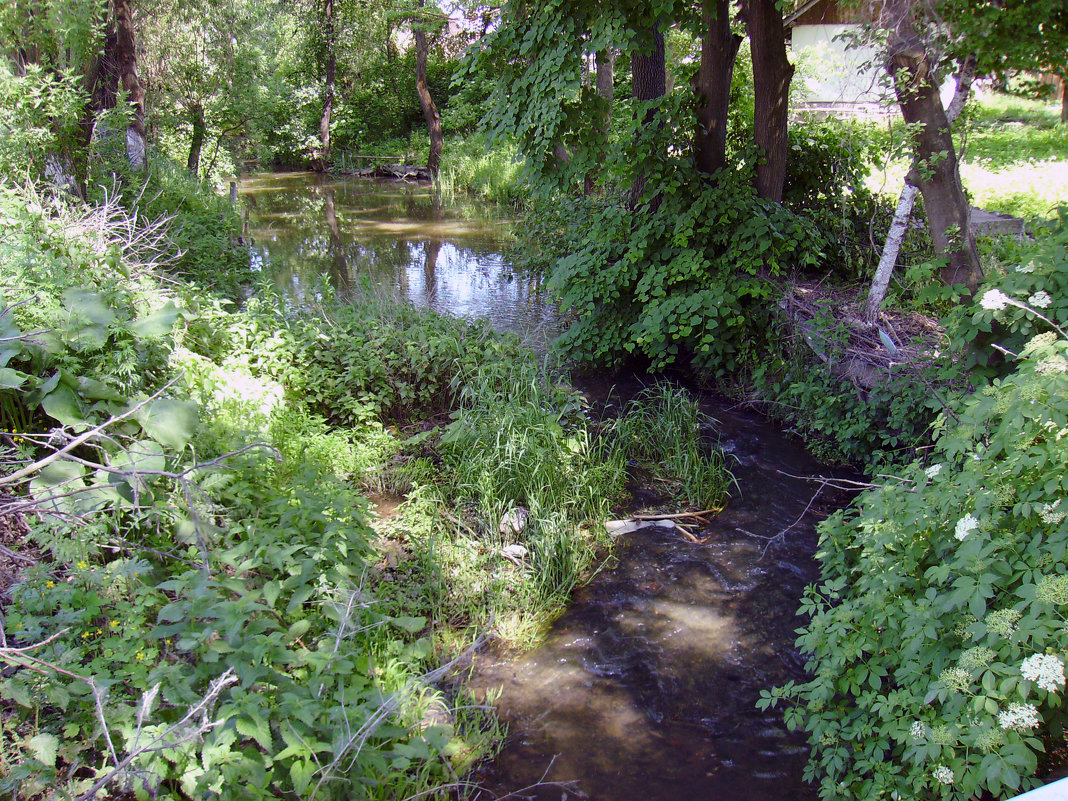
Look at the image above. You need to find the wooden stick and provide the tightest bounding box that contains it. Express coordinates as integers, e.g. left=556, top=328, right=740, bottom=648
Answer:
left=633, top=509, right=718, bottom=521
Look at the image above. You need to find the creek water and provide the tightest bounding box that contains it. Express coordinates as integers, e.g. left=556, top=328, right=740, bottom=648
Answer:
left=239, top=172, right=840, bottom=801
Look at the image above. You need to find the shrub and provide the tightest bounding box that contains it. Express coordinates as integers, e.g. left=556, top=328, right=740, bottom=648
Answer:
left=762, top=253, right=1068, bottom=799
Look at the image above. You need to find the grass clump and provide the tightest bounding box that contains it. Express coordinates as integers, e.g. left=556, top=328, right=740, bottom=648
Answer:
left=616, top=383, right=735, bottom=509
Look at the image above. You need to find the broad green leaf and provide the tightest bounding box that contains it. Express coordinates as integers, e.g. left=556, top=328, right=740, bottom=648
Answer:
left=109, top=439, right=166, bottom=474
left=0, top=347, right=21, bottom=369
left=290, top=759, right=315, bottom=794
left=41, top=384, right=87, bottom=426
left=135, top=399, right=197, bottom=450
left=76, top=376, right=123, bottom=401
left=391, top=616, right=426, bottom=633
left=0, top=367, right=30, bottom=390
left=31, top=460, right=88, bottom=491
left=130, top=301, right=182, bottom=339
left=28, top=733, right=58, bottom=767
left=235, top=714, right=273, bottom=751
left=62, top=288, right=115, bottom=326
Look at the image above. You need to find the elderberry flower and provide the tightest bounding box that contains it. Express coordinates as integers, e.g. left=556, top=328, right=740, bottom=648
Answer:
left=910, top=720, right=926, bottom=739
left=1029, top=290, right=1053, bottom=309
left=980, top=289, right=1010, bottom=311
left=958, top=647, right=996, bottom=672
left=932, top=765, right=954, bottom=785
left=955, top=514, right=979, bottom=541
left=925, top=463, right=942, bottom=478
left=1020, top=653, right=1065, bottom=693
left=998, top=702, right=1041, bottom=732
left=1041, top=499, right=1066, bottom=526
left=1036, top=575, right=1068, bottom=606
left=986, top=608, right=1022, bottom=638
left=939, top=666, right=971, bottom=693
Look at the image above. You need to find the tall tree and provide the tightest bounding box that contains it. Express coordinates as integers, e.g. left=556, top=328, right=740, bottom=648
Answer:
left=881, top=0, right=982, bottom=294
left=629, top=23, right=667, bottom=207
left=317, top=0, right=337, bottom=171
left=744, top=0, right=792, bottom=201
left=113, top=0, right=146, bottom=169
left=413, top=0, right=443, bottom=178
left=694, top=0, right=741, bottom=177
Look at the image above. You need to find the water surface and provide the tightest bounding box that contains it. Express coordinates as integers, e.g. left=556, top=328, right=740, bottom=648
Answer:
left=239, top=172, right=562, bottom=349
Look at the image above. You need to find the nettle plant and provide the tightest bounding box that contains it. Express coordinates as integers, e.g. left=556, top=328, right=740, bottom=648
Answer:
left=761, top=294, right=1068, bottom=799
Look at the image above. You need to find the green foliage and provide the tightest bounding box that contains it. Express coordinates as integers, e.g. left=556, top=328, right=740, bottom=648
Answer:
left=436, top=137, right=530, bottom=209
left=763, top=231, right=1068, bottom=799
left=947, top=208, right=1068, bottom=376
left=549, top=162, right=823, bottom=375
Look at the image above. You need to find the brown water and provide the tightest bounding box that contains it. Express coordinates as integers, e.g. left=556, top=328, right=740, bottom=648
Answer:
left=467, top=379, right=838, bottom=801
left=239, top=172, right=562, bottom=350
left=239, top=173, right=839, bottom=801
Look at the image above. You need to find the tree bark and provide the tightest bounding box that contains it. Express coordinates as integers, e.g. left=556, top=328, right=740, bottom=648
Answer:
left=317, top=0, right=336, bottom=171
left=584, top=47, right=615, bottom=194
left=865, top=54, right=977, bottom=323
left=187, top=105, right=206, bottom=175
left=1061, top=74, right=1067, bottom=125
left=629, top=25, right=667, bottom=209
left=746, top=0, right=793, bottom=201
left=113, top=0, right=145, bottom=169
left=883, top=0, right=982, bottom=294
left=694, top=0, right=741, bottom=176
left=414, top=1, right=443, bottom=179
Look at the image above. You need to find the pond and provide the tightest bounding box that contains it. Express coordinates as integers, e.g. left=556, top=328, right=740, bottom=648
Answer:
left=239, top=171, right=562, bottom=350
left=239, top=172, right=836, bottom=801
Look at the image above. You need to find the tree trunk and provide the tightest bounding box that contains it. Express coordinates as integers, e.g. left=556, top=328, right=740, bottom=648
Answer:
left=694, top=0, right=741, bottom=176
left=865, top=54, right=977, bottom=324
left=1061, top=74, right=1067, bottom=125
left=113, top=0, right=145, bottom=169
left=187, top=105, right=206, bottom=175
left=584, top=48, right=616, bottom=194
left=629, top=25, right=667, bottom=208
left=317, top=0, right=336, bottom=171
left=883, top=0, right=982, bottom=294
left=746, top=0, right=793, bottom=201
left=414, top=1, right=443, bottom=179
left=323, top=188, right=351, bottom=294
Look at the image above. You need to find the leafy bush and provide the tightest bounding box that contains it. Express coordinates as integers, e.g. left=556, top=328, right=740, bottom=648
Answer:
left=762, top=244, right=1068, bottom=798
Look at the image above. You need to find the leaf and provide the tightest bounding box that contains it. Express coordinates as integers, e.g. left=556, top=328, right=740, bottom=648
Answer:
left=391, top=616, right=426, bottom=633
left=286, top=619, right=311, bottom=641
left=130, top=301, right=182, bottom=339
left=135, top=399, right=198, bottom=450
left=109, top=439, right=166, bottom=474
left=28, top=733, right=59, bottom=767
left=235, top=713, right=273, bottom=751
left=62, top=289, right=116, bottom=326
left=0, top=367, right=30, bottom=390
left=290, top=759, right=315, bottom=794
left=41, top=384, right=87, bottom=426
left=30, top=460, right=88, bottom=494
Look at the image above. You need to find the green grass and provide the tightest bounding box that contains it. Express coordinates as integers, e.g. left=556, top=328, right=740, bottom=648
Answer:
left=864, top=91, right=1068, bottom=220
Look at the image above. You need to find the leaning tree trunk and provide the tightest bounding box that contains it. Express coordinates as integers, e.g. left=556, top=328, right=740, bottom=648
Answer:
left=414, top=1, right=443, bottom=179
left=694, top=0, right=742, bottom=177
left=317, top=0, right=336, bottom=172
left=187, top=104, right=206, bottom=175
left=1060, top=73, right=1067, bottom=125
left=113, top=0, right=145, bottom=169
left=865, top=54, right=977, bottom=323
left=746, top=0, right=793, bottom=202
left=883, top=0, right=982, bottom=294
left=629, top=24, right=667, bottom=209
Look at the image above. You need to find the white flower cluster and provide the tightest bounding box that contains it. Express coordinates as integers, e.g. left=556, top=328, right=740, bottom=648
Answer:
left=910, top=720, right=926, bottom=739
left=932, top=765, right=955, bottom=785
left=1041, top=499, right=1066, bottom=526
left=955, top=513, right=979, bottom=541
left=925, top=463, right=942, bottom=478
left=1021, top=653, right=1065, bottom=693
left=980, top=289, right=1010, bottom=311
left=998, top=702, right=1041, bottom=732
left=1016, top=261, right=1036, bottom=273
left=1029, top=290, right=1053, bottom=309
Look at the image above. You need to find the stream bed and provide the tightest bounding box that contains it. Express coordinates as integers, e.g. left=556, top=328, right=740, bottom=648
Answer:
left=239, top=172, right=842, bottom=801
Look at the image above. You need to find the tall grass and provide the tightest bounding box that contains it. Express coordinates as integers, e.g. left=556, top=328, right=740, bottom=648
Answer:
left=616, top=383, right=735, bottom=510
left=436, top=138, right=531, bottom=209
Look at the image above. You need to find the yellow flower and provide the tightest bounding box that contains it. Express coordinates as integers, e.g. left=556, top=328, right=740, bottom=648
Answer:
left=95, top=628, right=102, bottom=635
left=82, top=631, right=90, bottom=639
left=135, top=651, right=144, bottom=660
left=109, top=620, right=119, bottom=628
left=45, top=581, right=54, bottom=589
left=76, top=560, right=88, bottom=570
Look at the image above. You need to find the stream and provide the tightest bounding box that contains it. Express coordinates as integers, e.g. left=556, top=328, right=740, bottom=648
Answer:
left=239, top=172, right=841, bottom=801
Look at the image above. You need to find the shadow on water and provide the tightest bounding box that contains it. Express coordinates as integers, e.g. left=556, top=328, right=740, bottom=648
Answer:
left=468, top=378, right=851, bottom=801
left=238, top=171, right=562, bottom=350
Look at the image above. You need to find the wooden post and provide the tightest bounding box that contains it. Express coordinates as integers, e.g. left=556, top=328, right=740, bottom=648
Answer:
left=229, top=182, right=237, bottom=204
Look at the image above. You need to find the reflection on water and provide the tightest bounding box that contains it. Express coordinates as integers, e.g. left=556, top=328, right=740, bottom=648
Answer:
left=468, top=387, right=846, bottom=801
left=239, top=171, right=562, bottom=349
